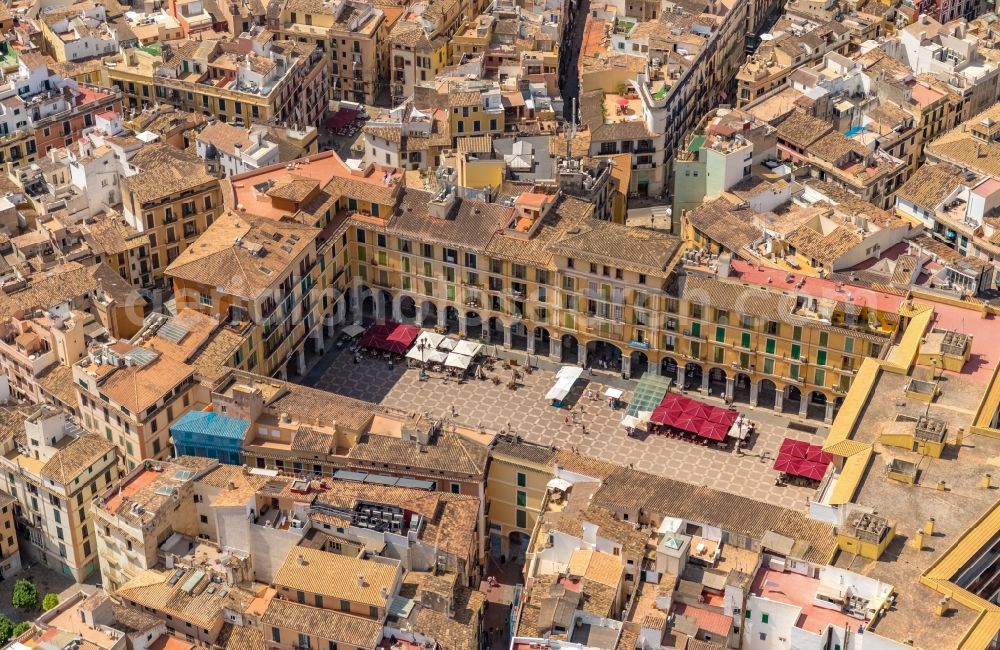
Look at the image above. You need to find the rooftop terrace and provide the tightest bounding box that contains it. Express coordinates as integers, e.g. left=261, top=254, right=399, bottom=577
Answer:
left=750, top=567, right=862, bottom=635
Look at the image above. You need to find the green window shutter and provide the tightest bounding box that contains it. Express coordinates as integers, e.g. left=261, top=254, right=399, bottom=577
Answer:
left=765, top=338, right=776, bottom=354
left=790, top=344, right=801, bottom=360
left=741, top=332, right=751, bottom=348
left=817, top=350, right=827, bottom=366
left=715, top=326, right=725, bottom=343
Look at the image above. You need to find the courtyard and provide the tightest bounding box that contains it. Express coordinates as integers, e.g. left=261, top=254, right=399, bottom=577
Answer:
left=301, top=344, right=829, bottom=511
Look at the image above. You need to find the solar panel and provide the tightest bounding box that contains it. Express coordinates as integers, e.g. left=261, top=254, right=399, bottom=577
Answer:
left=363, top=474, right=397, bottom=486
left=125, top=348, right=158, bottom=366
left=333, top=470, right=367, bottom=482
left=158, top=321, right=190, bottom=343
left=388, top=596, right=414, bottom=619
left=63, top=422, right=88, bottom=439
left=395, top=477, right=436, bottom=491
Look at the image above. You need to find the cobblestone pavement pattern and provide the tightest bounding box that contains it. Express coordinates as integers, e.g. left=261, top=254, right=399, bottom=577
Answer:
left=303, top=346, right=826, bottom=511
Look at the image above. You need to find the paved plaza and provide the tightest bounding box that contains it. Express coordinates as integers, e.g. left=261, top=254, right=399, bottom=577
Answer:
left=302, top=345, right=828, bottom=511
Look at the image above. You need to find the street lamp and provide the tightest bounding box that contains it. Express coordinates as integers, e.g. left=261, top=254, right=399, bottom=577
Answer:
left=418, top=340, right=430, bottom=381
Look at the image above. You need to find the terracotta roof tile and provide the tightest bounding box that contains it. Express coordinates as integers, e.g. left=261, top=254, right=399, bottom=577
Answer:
left=260, top=600, right=381, bottom=648
left=165, top=210, right=317, bottom=299
left=40, top=432, right=116, bottom=483
left=272, top=547, right=397, bottom=607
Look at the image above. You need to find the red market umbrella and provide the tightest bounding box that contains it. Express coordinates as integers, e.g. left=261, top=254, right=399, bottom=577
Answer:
left=805, top=446, right=833, bottom=465
left=773, top=454, right=802, bottom=474
left=673, top=413, right=700, bottom=434
left=779, top=437, right=810, bottom=459
left=795, top=460, right=830, bottom=481
left=359, top=322, right=419, bottom=355
left=617, top=97, right=629, bottom=107
left=698, top=419, right=729, bottom=441
left=651, top=394, right=686, bottom=426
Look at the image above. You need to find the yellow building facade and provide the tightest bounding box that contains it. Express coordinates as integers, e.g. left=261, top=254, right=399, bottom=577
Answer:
left=486, top=440, right=555, bottom=558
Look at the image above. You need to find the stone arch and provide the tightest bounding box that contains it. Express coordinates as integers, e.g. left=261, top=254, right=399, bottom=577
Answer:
left=587, top=340, right=622, bottom=372
left=757, top=379, right=777, bottom=409
left=783, top=385, right=803, bottom=415
left=733, top=372, right=752, bottom=403
left=629, top=351, right=649, bottom=379
left=420, top=301, right=438, bottom=328
left=683, top=362, right=704, bottom=390
left=807, top=390, right=828, bottom=421
left=707, top=367, right=728, bottom=398
left=399, top=296, right=417, bottom=322
left=561, top=335, right=579, bottom=364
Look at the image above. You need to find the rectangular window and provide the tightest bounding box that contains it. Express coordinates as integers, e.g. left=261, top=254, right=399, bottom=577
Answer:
left=271, top=629, right=280, bottom=643
left=517, top=490, right=526, bottom=506
left=792, top=325, right=802, bottom=341
left=516, top=472, right=526, bottom=487
left=715, top=326, right=725, bottom=343
left=790, top=344, right=801, bottom=360
left=740, top=332, right=751, bottom=348
left=763, top=358, right=774, bottom=374
left=765, top=338, right=775, bottom=354
left=816, top=350, right=827, bottom=366
left=762, top=613, right=769, bottom=623
left=516, top=509, right=526, bottom=528
left=844, top=337, right=854, bottom=354
left=819, top=331, right=829, bottom=347
left=814, top=368, right=826, bottom=387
